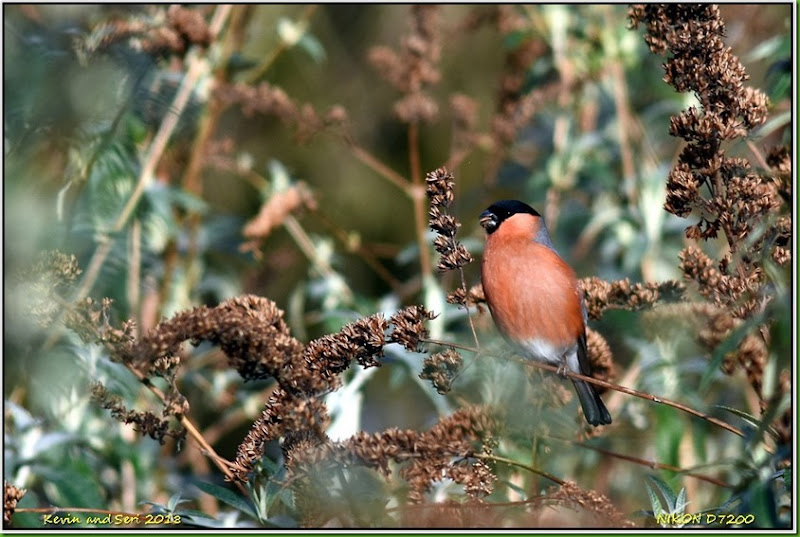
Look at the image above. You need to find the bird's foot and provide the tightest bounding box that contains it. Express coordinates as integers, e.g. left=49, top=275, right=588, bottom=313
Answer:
left=556, top=363, right=568, bottom=377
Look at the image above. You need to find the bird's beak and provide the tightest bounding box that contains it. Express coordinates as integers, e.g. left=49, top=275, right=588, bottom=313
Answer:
left=479, top=210, right=494, bottom=230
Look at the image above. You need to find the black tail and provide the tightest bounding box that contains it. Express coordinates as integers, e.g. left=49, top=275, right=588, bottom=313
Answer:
left=572, top=379, right=612, bottom=426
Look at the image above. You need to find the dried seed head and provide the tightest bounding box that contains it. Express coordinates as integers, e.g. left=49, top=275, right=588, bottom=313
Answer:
left=4, top=481, right=27, bottom=526
left=425, top=168, right=474, bottom=273
left=389, top=305, right=436, bottom=352
left=420, top=349, right=464, bottom=394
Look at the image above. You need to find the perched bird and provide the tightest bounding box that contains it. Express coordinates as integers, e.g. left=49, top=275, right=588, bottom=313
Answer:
left=479, top=200, right=611, bottom=426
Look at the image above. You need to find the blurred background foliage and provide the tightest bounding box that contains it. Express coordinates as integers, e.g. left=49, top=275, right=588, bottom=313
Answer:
left=3, top=4, right=793, bottom=529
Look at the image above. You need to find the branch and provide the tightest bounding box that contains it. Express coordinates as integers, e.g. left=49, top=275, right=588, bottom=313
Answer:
left=422, top=338, right=747, bottom=439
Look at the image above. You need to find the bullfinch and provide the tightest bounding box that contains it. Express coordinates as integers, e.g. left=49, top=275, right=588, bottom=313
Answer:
left=479, top=200, right=611, bottom=427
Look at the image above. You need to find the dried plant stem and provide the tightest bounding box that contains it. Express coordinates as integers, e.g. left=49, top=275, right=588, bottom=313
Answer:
left=283, top=216, right=352, bottom=304
left=48, top=291, right=245, bottom=494
left=520, top=357, right=747, bottom=439
left=745, top=139, right=770, bottom=171
left=182, top=94, right=224, bottom=197
left=423, top=338, right=747, bottom=439
left=344, top=133, right=435, bottom=285
left=135, top=369, right=249, bottom=497
left=245, top=5, right=319, bottom=84
left=423, top=338, right=483, bottom=354
left=409, top=124, right=433, bottom=281
left=476, top=454, right=565, bottom=486
left=411, top=186, right=433, bottom=281
left=313, top=210, right=404, bottom=292
left=127, top=220, right=141, bottom=336
left=115, top=56, right=206, bottom=239
left=181, top=6, right=241, bottom=300
left=344, top=137, right=411, bottom=193
left=609, top=58, right=637, bottom=201
left=570, top=441, right=732, bottom=489
left=458, top=268, right=481, bottom=350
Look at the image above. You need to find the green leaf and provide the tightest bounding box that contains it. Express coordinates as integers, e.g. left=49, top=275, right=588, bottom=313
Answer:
left=674, top=487, right=689, bottom=515
left=177, top=508, right=217, bottom=519
left=645, top=482, right=664, bottom=518
left=194, top=481, right=257, bottom=520
left=647, top=474, right=678, bottom=512
left=166, top=491, right=188, bottom=512
left=298, top=34, right=326, bottom=63
left=716, top=405, right=781, bottom=442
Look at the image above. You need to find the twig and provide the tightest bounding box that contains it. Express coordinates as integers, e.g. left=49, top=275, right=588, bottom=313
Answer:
left=476, top=453, right=565, bottom=486
left=457, top=268, right=481, bottom=351
left=549, top=437, right=732, bottom=488
left=312, top=209, right=404, bottom=292
left=745, top=139, right=770, bottom=171
left=421, top=338, right=747, bottom=439
left=342, top=136, right=411, bottom=193
left=609, top=57, right=638, bottom=203
left=245, top=5, right=319, bottom=84
left=127, top=220, right=141, bottom=337
left=179, top=5, right=242, bottom=297
left=124, top=366, right=249, bottom=496
left=283, top=215, right=353, bottom=305
left=520, top=356, right=747, bottom=439
left=408, top=124, right=433, bottom=281
left=66, top=306, right=249, bottom=497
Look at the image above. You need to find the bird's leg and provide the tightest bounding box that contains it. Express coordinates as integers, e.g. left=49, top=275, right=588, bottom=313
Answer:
left=555, top=350, right=572, bottom=377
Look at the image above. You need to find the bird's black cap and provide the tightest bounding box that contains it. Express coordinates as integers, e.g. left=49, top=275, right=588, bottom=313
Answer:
left=480, top=200, right=541, bottom=234
left=484, top=200, right=540, bottom=219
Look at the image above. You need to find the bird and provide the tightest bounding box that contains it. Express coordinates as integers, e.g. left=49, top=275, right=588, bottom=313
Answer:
left=479, top=200, right=611, bottom=426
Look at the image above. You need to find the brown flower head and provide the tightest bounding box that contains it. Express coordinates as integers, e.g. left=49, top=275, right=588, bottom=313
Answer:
left=4, top=481, right=27, bottom=526
left=389, top=305, right=436, bottom=352
left=425, top=167, right=474, bottom=278
left=420, top=348, right=464, bottom=394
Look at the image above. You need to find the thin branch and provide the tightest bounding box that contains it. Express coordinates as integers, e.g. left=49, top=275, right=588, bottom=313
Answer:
left=548, top=437, right=732, bottom=488
left=342, top=135, right=411, bottom=193
left=245, top=5, right=319, bottom=84
left=63, top=303, right=249, bottom=497
left=458, top=268, right=481, bottom=351
left=125, top=366, right=248, bottom=496
left=745, top=139, right=770, bottom=171
left=422, top=338, right=747, bottom=439
left=312, top=209, right=405, bottom=292
left=408, top=123, right=433, bottom=282
left=283, top=215, right=353, bottom=306
left=476, top=453, right=565, bottom=486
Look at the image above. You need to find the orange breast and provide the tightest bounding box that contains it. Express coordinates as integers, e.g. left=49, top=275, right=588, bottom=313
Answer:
left=481, top=227, right=584, bottom=350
